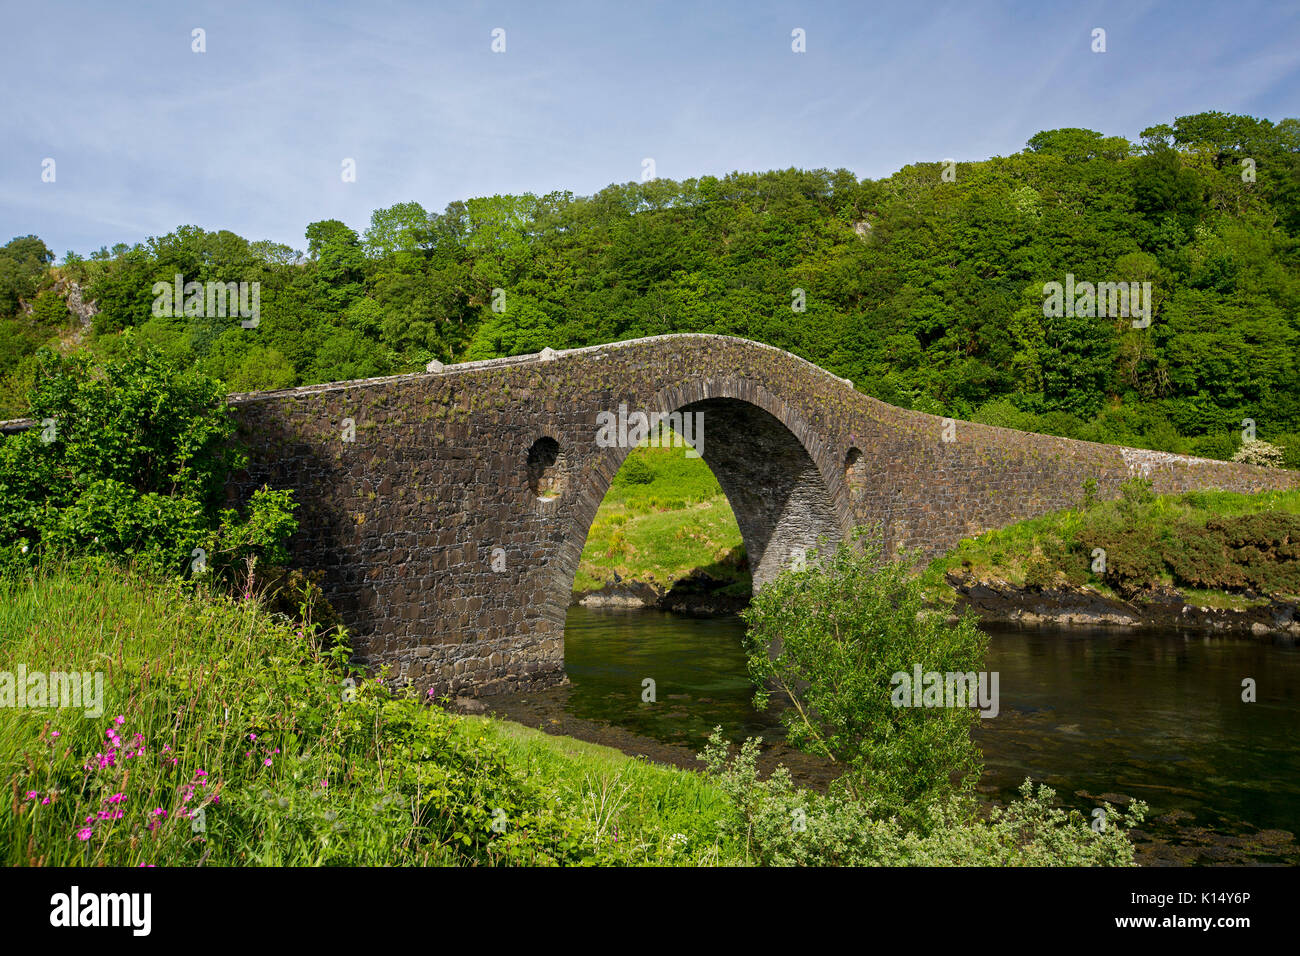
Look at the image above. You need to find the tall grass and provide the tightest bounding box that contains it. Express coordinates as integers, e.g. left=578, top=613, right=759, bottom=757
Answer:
left=0, top=565, right=735, bottom=866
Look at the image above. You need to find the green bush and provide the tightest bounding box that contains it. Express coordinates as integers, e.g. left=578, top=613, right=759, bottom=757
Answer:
left=741, top=531, right=986, bottom=826
left=700, top=732, right=1146, bottom=866
left=0, top=342, right=296, bottom=581
left=616, top=453, right=655, bottom=485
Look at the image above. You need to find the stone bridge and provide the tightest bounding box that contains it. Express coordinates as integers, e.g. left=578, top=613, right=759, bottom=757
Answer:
left=225, top=334, right=1297, bottom=697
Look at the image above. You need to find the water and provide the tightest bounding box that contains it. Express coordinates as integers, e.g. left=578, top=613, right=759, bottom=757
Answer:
left=488, top=606, right=1300, bottom=865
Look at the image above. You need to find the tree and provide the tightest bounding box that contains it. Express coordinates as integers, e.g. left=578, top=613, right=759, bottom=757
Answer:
left=304, top=220, right=365, bottom=307
left=0, top=341, right=296, bottom=578
left=363, top=201, right=430, bottom=258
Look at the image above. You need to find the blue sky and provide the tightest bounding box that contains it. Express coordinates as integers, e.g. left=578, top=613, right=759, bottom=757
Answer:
left=2, top=0, right=1297, bottom=257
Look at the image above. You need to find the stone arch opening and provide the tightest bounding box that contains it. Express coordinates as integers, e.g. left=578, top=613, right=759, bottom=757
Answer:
left=527, top=436, right=566, bottom=501
left=571, top=412, right=751, bottom=611
left=558, top=394, right=848, bottom=616
left=677, top=398, right=843, bottom=587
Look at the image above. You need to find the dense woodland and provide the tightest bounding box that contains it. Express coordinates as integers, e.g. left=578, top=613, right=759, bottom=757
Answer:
left=2, top=110, right=1298, bottom=463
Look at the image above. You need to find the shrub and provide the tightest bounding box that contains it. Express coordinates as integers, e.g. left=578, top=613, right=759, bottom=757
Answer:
left=617, top=454, right=656, bottom=486
left=699, top=731, right=1146, bottom=866
left=741, top=530, right=986, bottom=826
left=1232, top=439, right=1286, bottom=468
left=0, top=342, right=296, bottom=581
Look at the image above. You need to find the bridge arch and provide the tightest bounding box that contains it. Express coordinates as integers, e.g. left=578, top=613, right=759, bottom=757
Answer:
left=547, top=377, right=858, bottom=623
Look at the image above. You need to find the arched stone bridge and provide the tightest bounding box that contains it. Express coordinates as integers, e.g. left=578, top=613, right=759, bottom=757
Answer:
left=226, top=334, right=1298, bottom=697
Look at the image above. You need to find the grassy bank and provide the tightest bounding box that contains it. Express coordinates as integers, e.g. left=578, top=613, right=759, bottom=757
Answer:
left=1, top=565, right=1144, bottom=866
left=0, top=566, right=735, bottom=866
left=921, top=482, right=1300, bottom=606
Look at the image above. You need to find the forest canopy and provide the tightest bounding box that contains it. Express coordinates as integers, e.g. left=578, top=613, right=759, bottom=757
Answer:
left=2, top=110, right=1298, bottom=464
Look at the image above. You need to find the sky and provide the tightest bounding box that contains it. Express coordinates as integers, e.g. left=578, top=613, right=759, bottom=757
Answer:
left=1, top=0, right=1297, bottom=257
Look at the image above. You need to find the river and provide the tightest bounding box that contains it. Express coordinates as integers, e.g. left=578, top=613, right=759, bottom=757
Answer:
left=486, top=606, right=1300, bottom=865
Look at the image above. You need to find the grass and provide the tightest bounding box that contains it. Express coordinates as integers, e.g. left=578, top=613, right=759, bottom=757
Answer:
left=919, top=485, right=1300, bottom=604
left=574, top=435, right=749, bottom=596
left=0, top=564, right=737, bottom=866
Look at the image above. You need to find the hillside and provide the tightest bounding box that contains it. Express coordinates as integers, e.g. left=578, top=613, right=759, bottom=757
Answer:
left=2, top=111, right=1298, bottom=464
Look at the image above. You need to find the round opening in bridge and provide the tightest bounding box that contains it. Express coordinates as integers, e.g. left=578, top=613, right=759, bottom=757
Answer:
left=844, top=447, right=864, bottom=481
left=527, top=437, right=567, bottom=501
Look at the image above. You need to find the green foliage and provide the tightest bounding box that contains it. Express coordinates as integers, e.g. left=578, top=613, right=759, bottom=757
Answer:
left=741, top=531, right=986, bottom=825
left=926, top=486, right=1300, bottom=601
left=616, top=454, right=655, bottom=485
left=0, top=344, right=295, bottom=579
left=699, top=732, right=1145, bottom=866
left=0, top=236, right=54, bottom=316
left=0, top=567, right=731, bottom=866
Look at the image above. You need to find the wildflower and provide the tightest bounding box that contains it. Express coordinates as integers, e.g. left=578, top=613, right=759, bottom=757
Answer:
left=75, top=827, right=92, bottom=841
left=40, top=797, right=50, bottom=805
left=24, top=791, right=37, bottom=800
left=114, top=715, right=125, bottom=726
left=263, top=757, right=272, bottom=767
left=51, top=731, right=59, bottom=738
left=248, top=733, right=257, bottom=742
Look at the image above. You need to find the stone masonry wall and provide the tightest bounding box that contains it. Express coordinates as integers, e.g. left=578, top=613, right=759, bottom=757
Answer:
left=220, top=334, right=1300, bottom=698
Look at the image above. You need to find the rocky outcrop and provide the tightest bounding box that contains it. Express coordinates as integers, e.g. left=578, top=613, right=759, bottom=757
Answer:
left=945, top=571, right=1300, bottom=637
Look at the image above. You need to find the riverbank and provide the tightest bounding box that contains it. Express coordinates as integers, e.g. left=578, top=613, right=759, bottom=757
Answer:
left=921, top=482, right=1300, bottom=638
